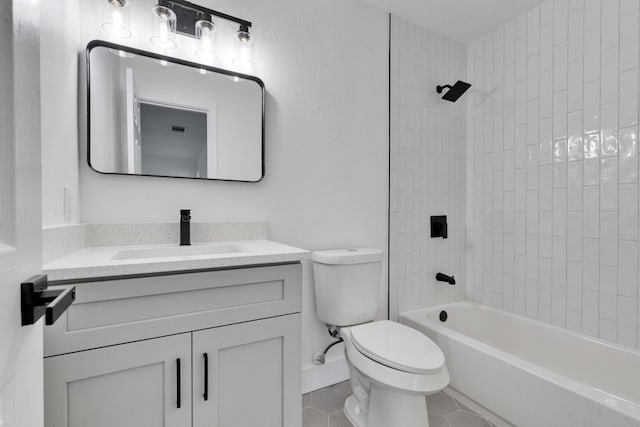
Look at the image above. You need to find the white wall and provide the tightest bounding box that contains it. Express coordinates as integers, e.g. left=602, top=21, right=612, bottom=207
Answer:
left=40, top=0, right=80, bottom=227
left=467, top=0, right=640, bottom=349
left=389, top=16, right=468, bottom=318
left=73, top=0, right=388, bottom=390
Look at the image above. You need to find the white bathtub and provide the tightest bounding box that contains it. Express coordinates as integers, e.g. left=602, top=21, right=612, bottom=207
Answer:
left=401, top=301, right=640, bottom=427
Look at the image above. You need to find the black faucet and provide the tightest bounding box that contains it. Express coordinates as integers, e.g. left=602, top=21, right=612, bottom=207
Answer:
left=180, top=209, right=191, bottom=246
left=436, top=272, right=456, bottom=285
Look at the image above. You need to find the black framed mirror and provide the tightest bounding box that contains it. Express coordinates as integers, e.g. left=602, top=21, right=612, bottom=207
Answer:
left=86, top=40, right=264, bottom=182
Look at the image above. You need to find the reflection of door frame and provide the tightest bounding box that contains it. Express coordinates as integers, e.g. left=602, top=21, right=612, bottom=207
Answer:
left=124, top=68, right=141, bottom=174
left=138, top=98, right=218, bottom=179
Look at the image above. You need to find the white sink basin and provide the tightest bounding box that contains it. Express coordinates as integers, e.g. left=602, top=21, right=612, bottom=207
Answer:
left=111, top=244, right=243, bottom=261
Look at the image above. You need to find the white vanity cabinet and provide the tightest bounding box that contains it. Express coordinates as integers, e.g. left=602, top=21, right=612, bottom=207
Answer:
left=43, top=263, right=302, bottom=427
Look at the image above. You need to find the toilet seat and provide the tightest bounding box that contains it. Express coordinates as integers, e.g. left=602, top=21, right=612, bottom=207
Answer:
left=350, top=320, right=445, bottom=374
left=342, top=325, right=449, bottom=394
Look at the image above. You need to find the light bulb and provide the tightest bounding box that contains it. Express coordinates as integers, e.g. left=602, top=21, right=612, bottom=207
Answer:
left=151, top=5, right=177, bottom=51
left=202, top=36, right=212, bottom=51
left=112, top=9, right=122, bottom=31
left=159, top=20, right=168, bottom=43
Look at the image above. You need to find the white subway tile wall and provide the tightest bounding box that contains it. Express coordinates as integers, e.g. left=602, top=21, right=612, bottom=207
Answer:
left=467, top=0, right=640, bottom=349
left=390, top=16, right=467, bottom=318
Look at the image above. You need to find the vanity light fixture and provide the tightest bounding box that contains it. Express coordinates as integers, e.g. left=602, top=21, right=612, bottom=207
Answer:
left=154, top=0, right=254, bottom=70
left=100, top=0, right=256, bottom=69
left=151, top=5, right=178, bottom=51
left=101, top=0, right=132, bottom=39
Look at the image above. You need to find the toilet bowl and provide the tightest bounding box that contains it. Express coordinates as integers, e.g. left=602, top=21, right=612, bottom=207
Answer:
left=340, top=321, right=449, bottom=427
left=311, top=248, right=450, bottom=427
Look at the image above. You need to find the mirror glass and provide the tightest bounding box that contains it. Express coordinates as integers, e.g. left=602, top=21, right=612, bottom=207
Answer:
left=88, top=42, right=264, bottom=182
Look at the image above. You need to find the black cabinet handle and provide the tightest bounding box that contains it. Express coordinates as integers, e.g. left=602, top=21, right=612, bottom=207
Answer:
left=203, top=353, right=209, bottom=401
left=176, top=358, right=181, bottom=409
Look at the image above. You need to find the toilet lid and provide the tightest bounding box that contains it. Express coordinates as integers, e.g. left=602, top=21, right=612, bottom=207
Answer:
left=350, top=321, right=445, bottom=375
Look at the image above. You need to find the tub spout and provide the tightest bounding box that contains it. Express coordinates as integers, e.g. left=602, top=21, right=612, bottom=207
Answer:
left=436, top=272, right=455, bottom=285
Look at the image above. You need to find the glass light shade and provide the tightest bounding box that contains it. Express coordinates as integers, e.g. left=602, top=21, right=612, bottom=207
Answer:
left=150, top=5, right=177, bottom=51
left=232, top=28, right=253, bottom=70
left=195, top=20, right=216, bottom=60
left=101, top=0, right=132, bottom=39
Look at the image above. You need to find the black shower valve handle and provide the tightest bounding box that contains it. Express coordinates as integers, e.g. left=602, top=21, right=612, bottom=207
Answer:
left=431, top=215, right=448, bottom=239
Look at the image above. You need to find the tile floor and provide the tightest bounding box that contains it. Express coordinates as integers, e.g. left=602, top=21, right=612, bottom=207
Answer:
left=302, top=381, right=494, bottom=427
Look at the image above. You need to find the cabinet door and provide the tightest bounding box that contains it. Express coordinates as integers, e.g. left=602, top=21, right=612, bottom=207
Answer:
left=44, top=333, right=192, bottom=427
left=193, top=314, right=301, bottom=427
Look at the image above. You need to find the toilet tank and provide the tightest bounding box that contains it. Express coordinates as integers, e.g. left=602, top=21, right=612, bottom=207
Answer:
left=312, top=248, right=383, bottom=326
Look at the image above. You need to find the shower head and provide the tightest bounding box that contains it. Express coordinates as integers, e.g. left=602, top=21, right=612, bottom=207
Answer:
left=436, top=80, right=472, bottom=102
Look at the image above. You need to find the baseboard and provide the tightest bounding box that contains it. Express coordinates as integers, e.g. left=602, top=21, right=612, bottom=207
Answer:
left=444, top=386, right=513, bottom=427
left=302, top=356, right=350, bottom=394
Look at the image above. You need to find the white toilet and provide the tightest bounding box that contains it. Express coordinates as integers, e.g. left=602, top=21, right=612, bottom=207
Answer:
left=312, top=248, right=449, bottom=427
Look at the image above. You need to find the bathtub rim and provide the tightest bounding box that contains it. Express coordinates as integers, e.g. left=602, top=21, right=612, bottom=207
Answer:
left=400, top=300, right=640, bottom=423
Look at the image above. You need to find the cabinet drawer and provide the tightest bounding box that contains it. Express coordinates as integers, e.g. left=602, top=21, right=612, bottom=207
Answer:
left=45, top=263, right=301, bottom=356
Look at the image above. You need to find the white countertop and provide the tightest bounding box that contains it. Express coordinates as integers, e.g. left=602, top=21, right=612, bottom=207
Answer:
left=44, top=240, right=309, bottom=282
